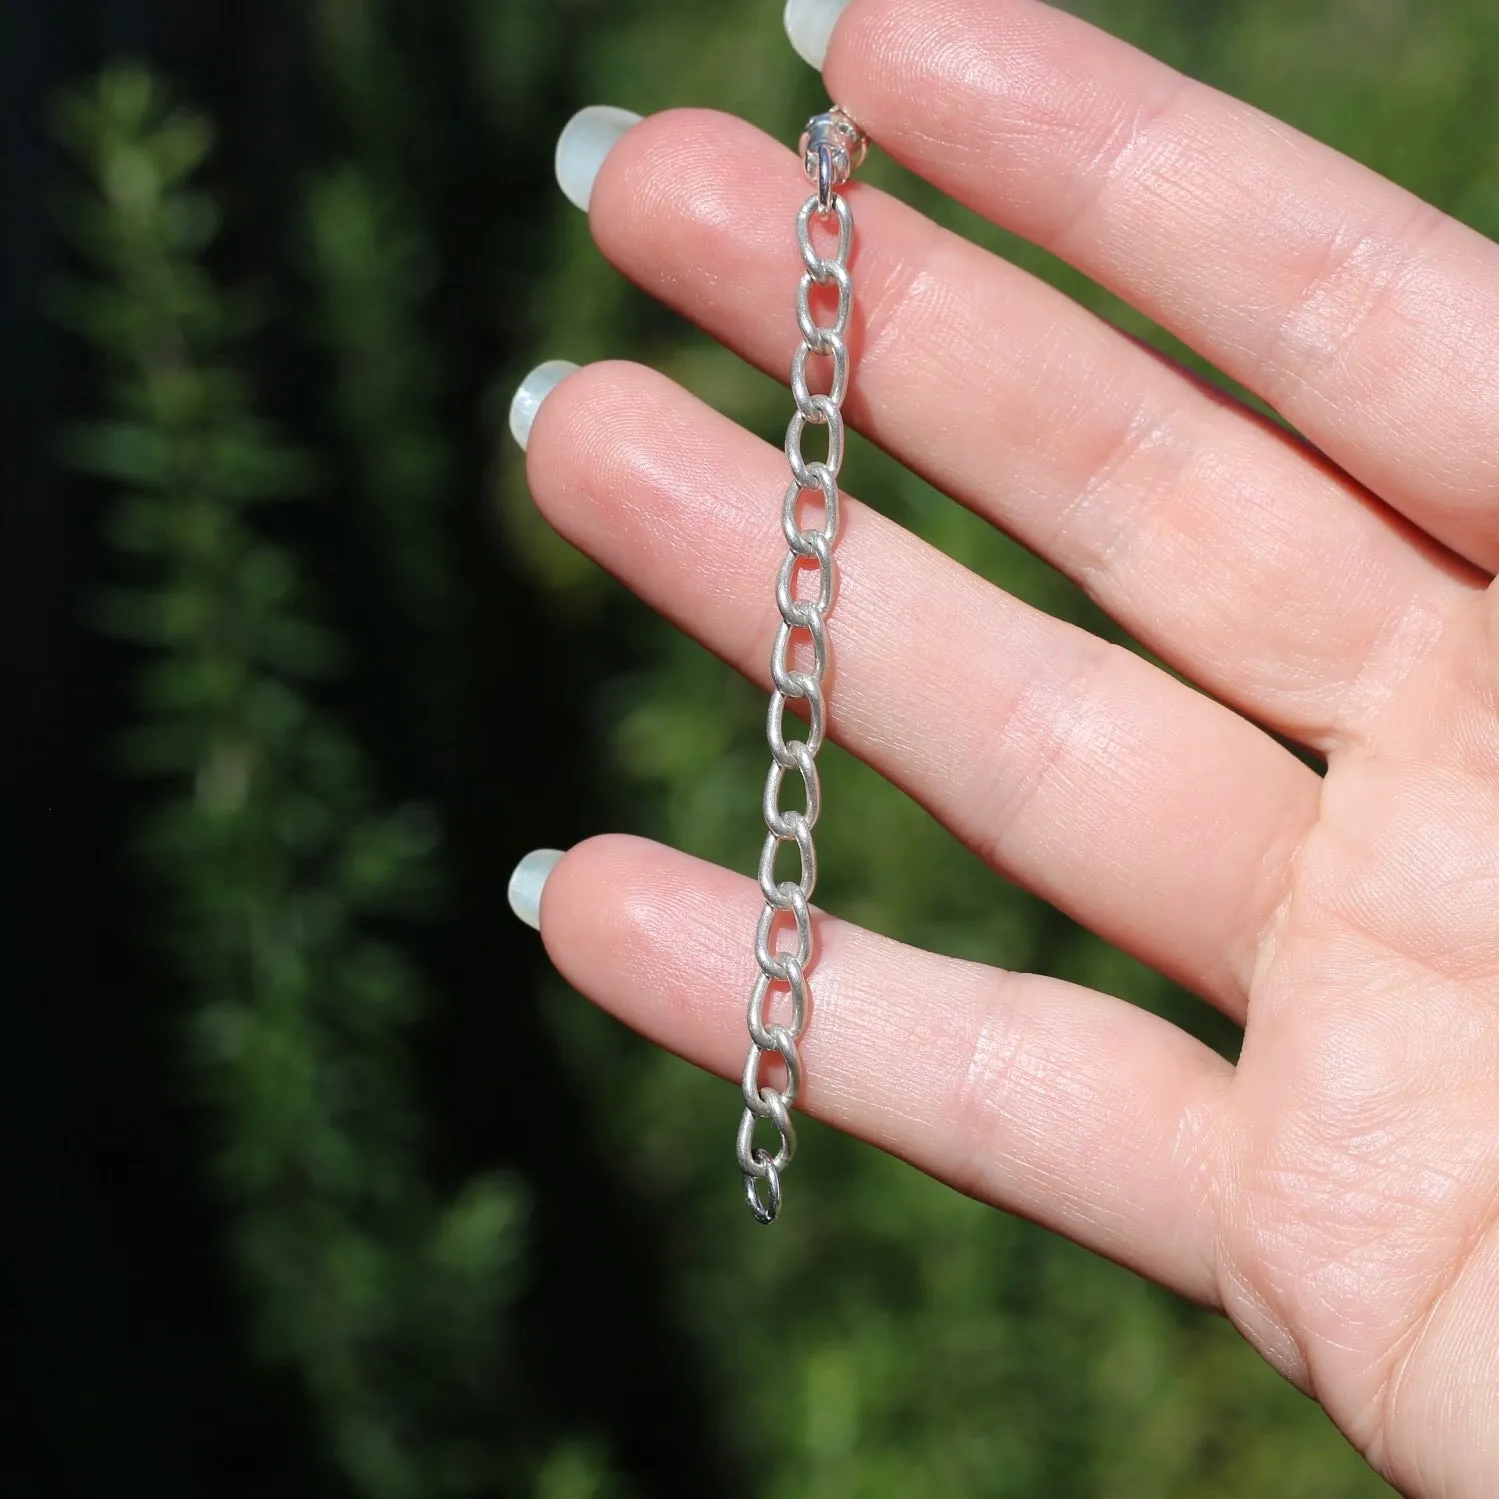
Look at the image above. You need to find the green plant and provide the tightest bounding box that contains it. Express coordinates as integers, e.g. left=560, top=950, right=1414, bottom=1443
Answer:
left=53, top=64, right=526, bottom=1499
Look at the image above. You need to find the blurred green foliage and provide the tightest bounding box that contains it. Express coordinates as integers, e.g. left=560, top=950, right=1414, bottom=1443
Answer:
left=55, top=66, right=527, bottom=1499
left=55, top=0, right=1499, bottom=1494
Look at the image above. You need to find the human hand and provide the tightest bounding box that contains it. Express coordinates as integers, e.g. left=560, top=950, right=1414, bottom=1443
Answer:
left=507, top=2, right=1499, bottom=1492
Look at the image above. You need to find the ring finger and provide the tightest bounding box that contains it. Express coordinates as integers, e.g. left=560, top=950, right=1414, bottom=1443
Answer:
left=521, top=360, right=1319, bottom=1016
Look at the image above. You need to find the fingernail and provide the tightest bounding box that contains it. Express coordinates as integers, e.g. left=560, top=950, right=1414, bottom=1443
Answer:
left=783, top=0, right=850, bottom=69
left=508, top=360, right=578, bottom=451
left=554, top=105, right=642, bottom=212
left=508, top=848, right=564, bottom=931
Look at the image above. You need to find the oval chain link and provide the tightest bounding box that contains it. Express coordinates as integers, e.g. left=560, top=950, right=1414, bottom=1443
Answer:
left=740, top=108, right=867, bottom=1224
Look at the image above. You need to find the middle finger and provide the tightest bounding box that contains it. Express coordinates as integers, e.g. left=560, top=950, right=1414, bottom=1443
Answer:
left=581, top=108, right=1480, bottom=751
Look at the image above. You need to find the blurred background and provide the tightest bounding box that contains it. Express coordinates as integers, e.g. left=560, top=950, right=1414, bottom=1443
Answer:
left=6, top=0, right=1498, bottom=1494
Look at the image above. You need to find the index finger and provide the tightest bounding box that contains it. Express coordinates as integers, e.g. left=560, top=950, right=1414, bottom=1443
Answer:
left=821, top=0, right=1499, bottom=569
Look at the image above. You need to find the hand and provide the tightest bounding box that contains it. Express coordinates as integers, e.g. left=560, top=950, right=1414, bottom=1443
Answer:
left=509, top=1, right=1499, bottom=1492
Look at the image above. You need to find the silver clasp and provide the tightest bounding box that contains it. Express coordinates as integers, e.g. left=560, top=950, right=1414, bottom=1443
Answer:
left=799, top=106, right=868, bottom=211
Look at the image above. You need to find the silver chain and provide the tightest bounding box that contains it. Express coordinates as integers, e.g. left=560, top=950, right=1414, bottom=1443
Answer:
left=738, top=107, right=868, bottom=1225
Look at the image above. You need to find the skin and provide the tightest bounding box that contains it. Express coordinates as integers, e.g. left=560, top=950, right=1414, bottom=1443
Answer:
left=520, top=1, right=1499, bottom=1491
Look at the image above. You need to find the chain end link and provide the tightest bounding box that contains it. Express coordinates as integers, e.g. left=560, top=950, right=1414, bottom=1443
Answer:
left=744, top=1155, right=782, bottom=1224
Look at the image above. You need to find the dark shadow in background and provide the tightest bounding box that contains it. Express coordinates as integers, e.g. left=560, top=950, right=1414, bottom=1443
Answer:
left=0, top=2, right=746, bottom=1494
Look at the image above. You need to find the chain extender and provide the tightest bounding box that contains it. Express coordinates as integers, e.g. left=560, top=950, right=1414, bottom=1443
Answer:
left=737, top=107, right=869, bottom=1225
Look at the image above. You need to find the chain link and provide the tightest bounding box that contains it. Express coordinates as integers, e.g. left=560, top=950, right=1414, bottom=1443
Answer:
left=739, top=107, right=868, bottom=1224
